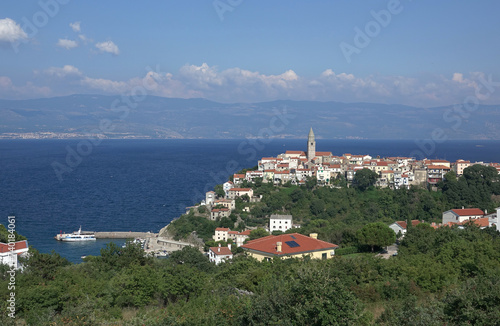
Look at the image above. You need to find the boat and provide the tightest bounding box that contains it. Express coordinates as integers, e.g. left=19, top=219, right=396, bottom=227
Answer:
left=60, top=226, right=96, bottom=242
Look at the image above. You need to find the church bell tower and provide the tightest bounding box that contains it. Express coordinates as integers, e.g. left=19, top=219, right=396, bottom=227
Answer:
left=307, top=127, right=316, bottom=161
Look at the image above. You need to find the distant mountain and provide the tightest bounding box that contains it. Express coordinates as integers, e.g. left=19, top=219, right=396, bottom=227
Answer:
left=0, top=94, right=499, bottom=139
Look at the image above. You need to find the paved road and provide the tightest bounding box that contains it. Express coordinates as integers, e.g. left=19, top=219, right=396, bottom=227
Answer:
left=377, top=243, right=399, bottom=259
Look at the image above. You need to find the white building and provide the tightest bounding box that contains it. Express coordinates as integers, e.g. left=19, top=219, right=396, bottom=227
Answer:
left=223, top=181, right=234, bottom=196
left=0, top=240, right=29, bottom=269
left=205, top=191, right=216, bottom=206
left=389, top=220, right=420, bottom=238
left=226, top=188, right=254, bottom=200
left=442, top=208, right=484, bottom=224
left=208, top=244, right=233, bottom=265
left=269, top=214, right=293, bottom=232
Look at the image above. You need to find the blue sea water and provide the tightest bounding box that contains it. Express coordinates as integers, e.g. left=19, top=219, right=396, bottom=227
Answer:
left=1, top=138, right=500, bottom=263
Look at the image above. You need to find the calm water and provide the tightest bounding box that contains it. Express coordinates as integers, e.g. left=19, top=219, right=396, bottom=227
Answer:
left=1, top=138, right=499, bottom=263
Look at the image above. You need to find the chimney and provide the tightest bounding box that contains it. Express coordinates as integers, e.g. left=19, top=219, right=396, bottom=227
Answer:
left=228, top=244, right=231, bottom=251
left=276, top=242, right=282, bottom=252
left=309, top=233, right=318, bottom=239
left=462, top=206, right=464, bottom=209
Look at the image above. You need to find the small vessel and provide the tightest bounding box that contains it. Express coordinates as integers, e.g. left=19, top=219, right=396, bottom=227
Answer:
left=60, top=226, right=96, bottom=242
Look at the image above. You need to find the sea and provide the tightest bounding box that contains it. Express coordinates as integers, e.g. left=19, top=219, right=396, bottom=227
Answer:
left=1, top=138, right=500, bottom=263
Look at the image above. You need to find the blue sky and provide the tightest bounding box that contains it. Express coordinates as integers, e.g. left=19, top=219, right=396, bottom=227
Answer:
left=1, top=0, right=500, bottom=107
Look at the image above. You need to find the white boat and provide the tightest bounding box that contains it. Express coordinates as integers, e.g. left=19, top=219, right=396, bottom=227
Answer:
left=61, top=226, right=96, bottom=242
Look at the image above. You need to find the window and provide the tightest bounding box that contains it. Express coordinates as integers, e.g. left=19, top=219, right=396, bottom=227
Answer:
left=322, top=253, right=327, bottom=260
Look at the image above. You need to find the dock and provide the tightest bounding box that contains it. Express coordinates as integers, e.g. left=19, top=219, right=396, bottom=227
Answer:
left=94, top=231, right=157, bottom=239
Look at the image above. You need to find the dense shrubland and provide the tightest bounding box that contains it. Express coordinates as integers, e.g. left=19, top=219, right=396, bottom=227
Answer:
left=1, top=224, right=500, bottom=325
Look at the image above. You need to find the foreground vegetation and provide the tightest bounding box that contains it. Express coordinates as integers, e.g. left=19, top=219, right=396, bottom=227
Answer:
left=1, top=224, right=500, bottom=325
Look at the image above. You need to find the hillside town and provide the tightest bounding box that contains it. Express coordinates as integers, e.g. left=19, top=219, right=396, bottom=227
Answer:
left=228, top=128, right=500, bottom=189
left=182, top=128, right=500, bottom=265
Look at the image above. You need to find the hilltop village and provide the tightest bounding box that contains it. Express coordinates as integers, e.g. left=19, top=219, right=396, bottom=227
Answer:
left=161, top=128, right=500, bottom=265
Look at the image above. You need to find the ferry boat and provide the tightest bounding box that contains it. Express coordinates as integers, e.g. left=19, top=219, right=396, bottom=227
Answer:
left=60, top=226, right=96, bottom=242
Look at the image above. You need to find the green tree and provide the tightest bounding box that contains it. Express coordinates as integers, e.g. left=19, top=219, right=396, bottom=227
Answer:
left=214, top=184, right=225, bottom=198
left=356, top=222, right=396, bottom=252
left=354, top=168, right=379, bottom=191
left=248, top=228, right=269, bottom=241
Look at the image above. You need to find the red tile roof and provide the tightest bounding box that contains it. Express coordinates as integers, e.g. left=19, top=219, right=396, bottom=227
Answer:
left=451, top=208, right=484, bottom=216
left=0, top=240, right=28, bottom=253
left=241, top=233, right=338, bottom=256
left=209, top=246, right=233, bottom=256
left=286, top=150, right=305, bottom=155
left=238, top=230, right=252, bottom=236
left=395, top=220, right=421, bottom=229
left=316, top=151, right=332, bottom=156
left=233, top=174, right=245, bottom=178
left=461, top=217, right=490, bottom=227
left=427, top=165, right=450, bottom=170
left=215, top=227, right=229, bottom=231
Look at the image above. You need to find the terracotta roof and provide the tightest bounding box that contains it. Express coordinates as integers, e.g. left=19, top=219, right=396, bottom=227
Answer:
left=215, top=227, right=230, bottom=231
left=238, top=230, right=252, bottom=236
left=210, top=246, right=233, bottom=256
left=233, top=174, right=245, bottom=178
left=395, top=220, right=421, bottom=229
left=241, top=233, right=338, bottom=256
left=0, top=240, right=28, bottom=253
left=461, top=217, right=490, bottom=227
left=228, top=231, right=238, bottom=234
left=451, top=208, right=485, bottom=216
left=286, top=150, right=305, bottom=155
left=427, top=165, right=450, bottom=170
left=316, top=151, right=333, bottom=156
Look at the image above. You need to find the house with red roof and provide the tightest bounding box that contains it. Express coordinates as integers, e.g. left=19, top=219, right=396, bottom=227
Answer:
left=208, top=244, right=233, bottom=265
left=226, top=188, right=254, bottom=200
left=212, top=228, right=251, bottom=247
left=0, top=240, right=29, bottom=269
left=389, top=220, right=421, bottom=238
left=442, top=208, right=485, bottom=224
left=241, top=233, right=338, bottom=262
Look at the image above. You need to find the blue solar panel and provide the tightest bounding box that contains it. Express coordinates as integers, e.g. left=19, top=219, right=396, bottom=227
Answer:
left=290, top=235, right=296, bottom=239
left=285, top=240, right=300, bottom=248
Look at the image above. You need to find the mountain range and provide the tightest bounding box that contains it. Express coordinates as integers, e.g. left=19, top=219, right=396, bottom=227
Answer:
left=0, top=94, right=499, bottom=139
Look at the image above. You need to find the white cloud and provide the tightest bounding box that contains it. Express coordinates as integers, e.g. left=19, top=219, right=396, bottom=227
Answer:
left=0, top=18, right=27, bottom=43
left=56, top=38, right=78, bottom=49
left=44, top=65, right=82, bottom=78
left=69, top=21, right=81, bottom=33
left=95, top=41, right=120, bottom=55
left=5, top=63, right=500, bottom=107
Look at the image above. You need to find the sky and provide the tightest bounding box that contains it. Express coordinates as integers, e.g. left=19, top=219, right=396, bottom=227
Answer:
left=1, top=0, right=500, bottom=107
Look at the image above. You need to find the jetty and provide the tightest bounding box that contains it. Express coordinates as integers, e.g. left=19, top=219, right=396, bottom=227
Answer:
left=55, top=231, right=157, bottom=241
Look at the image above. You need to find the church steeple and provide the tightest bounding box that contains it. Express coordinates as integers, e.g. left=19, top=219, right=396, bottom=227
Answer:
left=307, top=127, right=316, bottom=161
